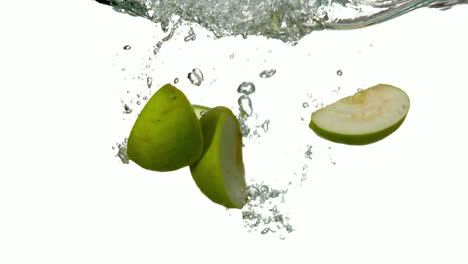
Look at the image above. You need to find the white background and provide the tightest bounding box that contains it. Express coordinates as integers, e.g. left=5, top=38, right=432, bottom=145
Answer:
left=0, top=1, right=467, bottom=263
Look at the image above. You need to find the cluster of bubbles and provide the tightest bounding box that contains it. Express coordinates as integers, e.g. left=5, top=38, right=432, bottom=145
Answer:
left=242, top=183, right=292, bottom=239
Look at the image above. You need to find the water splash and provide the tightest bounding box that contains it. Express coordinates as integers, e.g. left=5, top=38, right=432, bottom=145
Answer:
left=95, top=0, right=466, bottom=43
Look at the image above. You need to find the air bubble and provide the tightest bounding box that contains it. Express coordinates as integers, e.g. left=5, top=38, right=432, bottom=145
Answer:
left=259, top=69, right=276, bottom=79
left=123, top=104, right=132, bottom=114
left=261, top=120, right=270, bottom=133
left=238, top=95, right=253, bottom=116
left=188, top=68, right=204, bottom=86
left=146, top=77, right=153, bottom=88
left=237, top=82, right=256, bottom=95
left=184, top=27, right=196, bottom=42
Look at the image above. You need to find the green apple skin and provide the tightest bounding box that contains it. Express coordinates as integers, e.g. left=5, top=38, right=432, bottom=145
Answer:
left=309, top=84, right=410, bottom=145
left=309, top=115, right=407, bottom=145
left=192, top=104, right=211, bottom=119
left=190, top=107, right=247, bottom=209
left=127, top=84, right=203, bottom=172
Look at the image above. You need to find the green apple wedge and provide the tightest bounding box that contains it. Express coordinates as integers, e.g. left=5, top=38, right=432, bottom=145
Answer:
left=309, top=84, right=410, bottom=145
left=190, top=106, right=247, bottom=209
left=127, top=84, right=203, bottom=171
left=192, top=104, right=211, bottom=119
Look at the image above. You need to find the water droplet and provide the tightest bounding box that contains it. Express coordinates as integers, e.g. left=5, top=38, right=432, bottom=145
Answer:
left=302, top=102, right=309, bottom=108
left=357, top=88, right=363, bottom=92
left=280, top=236, right=286, bottom=240
left=121, top=68, right=126, bottom=71
left=123, top=104, right=132, bottom=114
left=143, top=96, right=148, bottom=100
left=237, top=82, right=256, bottom=95
left=200, top=110, right=207, bottom=116
left=174, top=77, right=179, bottom=84
left=259, top=69, right=276, bottom=79
left=238, top=95, right=253, bottom=116
left=123, top=45, right=131, bottom=50
left=261, top=119, right=270, bottom=133
left=229, top=53, right=235, bottom=59
left=307, top=93, right=313, bottom=98
left=337, top=70, right=343, bottom=76
left=136, top=101, right=141, bottom=105
left=145, top=64, right=150, bottom=69
left=146, top=77, right=153, bottom=88
left=184, top=27, right=196, bottom=42
left=188, top=68, right=204, bottom=86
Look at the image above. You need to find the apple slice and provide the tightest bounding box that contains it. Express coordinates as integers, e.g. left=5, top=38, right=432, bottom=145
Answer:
left=309, top=84, right=410, bottom=145
left=190, top=107, right=247, bottom=209
left=127, top=84, right=203, bottom=171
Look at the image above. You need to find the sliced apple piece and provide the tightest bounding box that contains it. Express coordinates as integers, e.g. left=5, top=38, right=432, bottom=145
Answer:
left=309, top=84, right=410, bottom=145
left=127, top=84, right=203, bottom=171
left=190, top=107, right=247, bottom=209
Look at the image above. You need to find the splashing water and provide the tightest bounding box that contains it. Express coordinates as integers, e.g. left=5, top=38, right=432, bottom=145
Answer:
left=95, top=0, right=467, bottom=43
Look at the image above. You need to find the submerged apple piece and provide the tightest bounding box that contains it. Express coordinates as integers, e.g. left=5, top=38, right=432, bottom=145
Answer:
left=127, top=84, right=203, bottom=171
left=309, top=84, right=410, bottom=145
left=190, top=107, right=247, bottom=209
left=192, top=104, right=211, bottom=119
